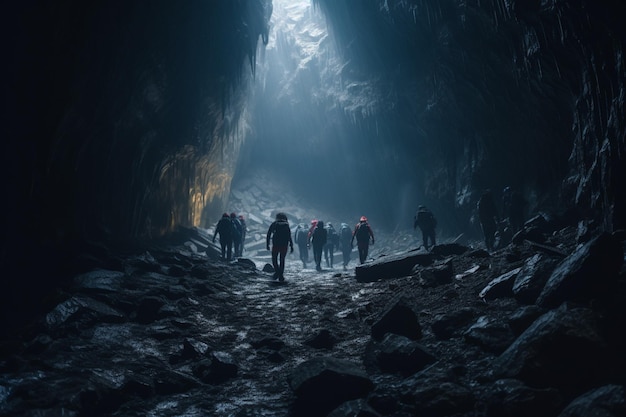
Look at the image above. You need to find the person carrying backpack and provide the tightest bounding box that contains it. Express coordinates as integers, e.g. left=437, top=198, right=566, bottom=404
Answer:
left=310, top=220, right=327, bottom=271
left=212, top=213, right=234, bottom=261
left=237, top=214, right=247, bottom=257
left=351, top=216, right=374, bottom=264
left=339, top=222, right=353, bottom=270
left=323, top=222, right=339, bottom=268
left=414, top=205, right=437, bottom=251
left=230, top=212, right=243, bottom=258
left=266, top=212, right=294, bottom=281
left=294, top=223, right=309, bottom=268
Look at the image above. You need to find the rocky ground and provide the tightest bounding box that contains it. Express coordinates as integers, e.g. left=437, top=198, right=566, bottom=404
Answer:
left=1, top=170, right=625, bottom=417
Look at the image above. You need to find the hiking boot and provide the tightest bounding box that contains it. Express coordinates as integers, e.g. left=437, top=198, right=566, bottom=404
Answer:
left=279, top=275, right=285, bottom=282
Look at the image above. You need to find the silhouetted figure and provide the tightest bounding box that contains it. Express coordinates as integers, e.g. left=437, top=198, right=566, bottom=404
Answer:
left=502, top=186, right=526, bottom=234
left=213, top=213, right=233, bottom=261
left=339, top=222, right=353, bottom=270
left=478, top=190, right=499, bottom=251
left=323, top=222, right=339, bottom=268
left=294, top=223, right=309, bottom=268
left=310, top=220, right=327, bottom=271
left=352, top=216, right=374, bottom=264
left=266, top=212, right=293, bottom=281
left=237, top=215, right=247, bottom=256
left=414, top=205, right=437, bottom=250
left=230, top=212, right=243, bottom=258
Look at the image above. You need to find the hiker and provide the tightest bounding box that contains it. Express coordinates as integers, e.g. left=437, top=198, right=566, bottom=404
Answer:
left=339, top=222, right=353, bottom=270
left=351, top=216, right=374, bottom=264
left=294, top=223, right=309, bottom=268
left=414, top=205, right=437, bottom=250
left=323, top=222, right=340, bottom=268
left=266, top=212, right=294, bottom=281
left=309, top=220, right=327, bottom=271
left=502, top=186, right=526, bottom=234
left=230, top=212, right=243, bottom=258
left=478, top=189, right=499, bottom=251
left=237, top=214, right=247, bottom=257
left=212, top=213, right=234, bottom=261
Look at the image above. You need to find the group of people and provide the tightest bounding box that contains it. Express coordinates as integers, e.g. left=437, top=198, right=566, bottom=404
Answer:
left=211, top=212, right=247, bottom=261
left=265, top=214, right=376, bottom=280
left=212, top=187, right=525, bottom=281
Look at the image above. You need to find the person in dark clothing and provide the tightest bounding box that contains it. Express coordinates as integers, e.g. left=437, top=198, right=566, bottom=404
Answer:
left=478, top=190, right=499, bottom=251
left=339, top=222, right=353, bottom=270
left=351, top=216, right=374, bottom=264
left=414, top=205, right=437, bottom=250
left=502, top=187, right=526, bottom=234
left=237, top=215, right=247, bottom=257
left=323, top=222, right=339, bottom=268
left=230, top=212, right=243, bottom=259
left=266, top=212, right=293, bottom=281
left=294, top=223, right=309, bottom=268
left=309, top=220, right=327, bottom=271
left=213, top=213, right=233, bottom=261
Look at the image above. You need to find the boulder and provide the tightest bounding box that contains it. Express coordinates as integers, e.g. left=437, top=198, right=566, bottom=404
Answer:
left=536, top=233, right=624, bottom=308
left=376, top=333, right=436, bottom=376
left=479, top=267, right=522, bottom=300
left=288, top=356, right=374, bottom=417
left=371, top=299, right=422, bottom=341
left=557, top=384, right=626, bottom=417
left=355, top=249, right=432, bottom=282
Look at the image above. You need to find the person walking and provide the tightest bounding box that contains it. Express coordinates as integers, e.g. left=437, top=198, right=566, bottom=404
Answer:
left=323, top=222, right=339, bottom=268
left=351, top=216, right=374, bottom=264
left=230, top=212, right=243, bottom=258
left=294, top=223, right=309, bottom=268
left=237, top=214, right=247, bottom=257
left=310, top=220, right=327, bottom=271
left=212, top=213, right=234, bottom=261
left=478, top=190, right=499, bottom=251
left=266, top=212, right=294, bottom=281
left=339, top=222, right=353, bottom=270
left=414, top=205, right=437, bottom=250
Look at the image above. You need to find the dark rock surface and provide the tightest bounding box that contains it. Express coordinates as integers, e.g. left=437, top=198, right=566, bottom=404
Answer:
left=1, top=198, right=624, bottom=416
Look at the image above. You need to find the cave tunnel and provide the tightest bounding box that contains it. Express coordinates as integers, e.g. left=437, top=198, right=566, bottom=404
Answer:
left=2, top=0, right=625, bottom=342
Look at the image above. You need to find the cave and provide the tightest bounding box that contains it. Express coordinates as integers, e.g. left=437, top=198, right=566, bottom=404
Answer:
left=2, top=1, right=625, bottom=416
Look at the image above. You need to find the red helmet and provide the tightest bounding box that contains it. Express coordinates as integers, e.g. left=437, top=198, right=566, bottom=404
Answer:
left=222, top=213, right=229, bottom=218
left=311, top=219, right=318, bottom=225
left=360, top=216, right=367, bottom=222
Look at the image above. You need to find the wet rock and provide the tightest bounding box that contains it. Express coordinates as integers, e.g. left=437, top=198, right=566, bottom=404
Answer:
left=46, top=296, right=125, bottom=334
left=463, top=316, right=516, bottom=354
left=355, top=249, right=432, bottom=282
left=153, top=369, right=200, bottom=394
left=192, top=352, right=238, bottom=384
left=557, top=384, right=626, bottom=417
left=431, top=243, right=469, bottom=257
left=376, top=333, right=436, bottom=376
left=73, top=269, right=125, bottom=294
left=262, top=263, right=275, bottom=273
left=512, top=254, right=558, bottom=304
left=399, top=369, right=475, bottom=416
left=288, top=356, right=374, bottom=417
left=537, top=232, right=624, bottom=308
left=304, top=329, right=338, bottom=350
left=135, top=296, right=166, bottom=324
left=431, top=307, right=477, bottom=340
left=484, top=378, right=563, bottom=417
left=479, top=267, right=522, bottom=300
left=371, top=299, right=422, bottom=341
left=416, top=261, right=453, bottom=287
left=507, top=305, right=545, bottom=336
left=327, top=398, right=381, bottom=417
left=492, top=305, right=611, bottom=393
left=251, top=336, right=285, bottom=351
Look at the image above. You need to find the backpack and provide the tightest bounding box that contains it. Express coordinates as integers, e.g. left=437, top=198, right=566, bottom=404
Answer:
left=273, top=220, right=291, bottom=245
left=416, top=209, right=436, bottom=229
left=356, top=222, right=370, bottom=242
left=231, top=217, right=242, bottom=240
left=295, top=226, right=308, bottom=245
left=326, top=226, right=339, bottom=246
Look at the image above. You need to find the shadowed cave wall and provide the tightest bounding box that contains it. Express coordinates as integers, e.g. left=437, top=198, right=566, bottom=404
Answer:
left=1, top=0, right=625, bottom=332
